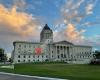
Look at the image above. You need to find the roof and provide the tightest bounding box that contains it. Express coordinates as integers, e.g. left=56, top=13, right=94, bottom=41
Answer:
left=42, top=24, right=52, bottom=31
left=74, top=45, right=92, bottom=48
left=13, top=41, right=41, bottom=45
left=13, top=41, right=53, bottom=45
left=40, top=24, right=53, bottom=35
left=54, top=40, right=73, bottom=45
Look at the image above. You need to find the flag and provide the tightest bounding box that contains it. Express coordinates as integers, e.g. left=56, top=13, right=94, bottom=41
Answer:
left=35, top=48, right=42, bottom=55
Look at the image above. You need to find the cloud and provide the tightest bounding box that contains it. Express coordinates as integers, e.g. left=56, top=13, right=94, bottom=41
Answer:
left=0, top=4, right=40, bottom=36
left=53, top=23, right=100, bottom=50
left=83, top=35, right=100, bottom=49
left=54, top=0, right=99, bottom=49
left=60, top=0, right=98, bottom=25
left=85, top=4, right=94, bottom=15
left=55, top=0, right=98, bottom=44
left=53, top=30, right=65, bottom=42
left=53, top=23, right=85, bottom=44
left=0, top=4, right=41, bottom=53
left=13, top=0, right=26, bottom=9
left=64, top=24, right=85, bottom=43
left=54, top=0, right=87, bottom=43
left=61, top=0, right=84, bottom=24
left=81, top=22, right=100, bottom=27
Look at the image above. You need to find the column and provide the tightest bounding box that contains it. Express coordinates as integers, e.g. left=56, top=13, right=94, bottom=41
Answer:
left=70, top=46, right=73, bottom=61
left=69, top=46, right=72, bottom=60
left=63, top=46, right=65, bottom=61
left=65, top=46, right=68, bottom=60
left=58, top=45, right=60, bottom=61
left=55, top=45, right=57, bottom=61
left=59, top=45, right=61, bottom=60
left=67, top=46, right=69, bottom=60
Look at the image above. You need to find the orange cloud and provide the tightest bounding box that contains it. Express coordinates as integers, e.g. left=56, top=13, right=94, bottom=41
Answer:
left=0, top=4, right=40, bottom=36
left=65, top=24, right=85, bottom=43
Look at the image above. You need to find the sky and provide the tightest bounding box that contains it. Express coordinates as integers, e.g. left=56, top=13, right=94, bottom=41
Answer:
left=0, top=0, right=100, bottom=58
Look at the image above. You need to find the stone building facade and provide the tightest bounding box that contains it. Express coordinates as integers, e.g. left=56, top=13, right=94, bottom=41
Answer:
left=12, top=24, right=93, bottom=64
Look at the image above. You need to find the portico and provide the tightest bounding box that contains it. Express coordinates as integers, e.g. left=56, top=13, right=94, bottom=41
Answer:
left=54, top=41, right=74, bottom=61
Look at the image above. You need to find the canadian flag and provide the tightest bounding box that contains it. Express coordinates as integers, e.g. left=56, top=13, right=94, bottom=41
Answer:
left=35, top=48, right=42, bottom=55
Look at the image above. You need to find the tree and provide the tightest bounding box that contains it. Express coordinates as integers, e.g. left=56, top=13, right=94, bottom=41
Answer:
left=94, top=50, right=100, bottom=59
left=8, top=58, right=13, bottom=63
left=0, top=48, right=7, bottom=62
left=90, top=50, right=100, bottom=64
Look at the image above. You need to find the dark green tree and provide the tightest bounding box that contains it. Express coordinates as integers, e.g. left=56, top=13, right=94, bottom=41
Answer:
left=0, top=48, right=7, bottom=62
left=94, top=50, right=100, bottom=59
left=8, top=58, right=13, bottom=63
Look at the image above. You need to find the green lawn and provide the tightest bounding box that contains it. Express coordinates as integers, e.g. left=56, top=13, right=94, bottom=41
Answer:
left=0, top=64, right=14, bottom=73
left=0, top=63, right=100, bottom=80
left=14, top=63, right=100, bottom=80
left=0, top=68, right=14, bottom=73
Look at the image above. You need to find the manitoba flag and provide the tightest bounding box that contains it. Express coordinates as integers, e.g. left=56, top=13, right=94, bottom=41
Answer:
left=35, top=48, right=42, bottom=55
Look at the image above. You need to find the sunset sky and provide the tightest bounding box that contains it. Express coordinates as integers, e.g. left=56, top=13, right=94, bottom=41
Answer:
left=0, top=0, right=100, bottom=57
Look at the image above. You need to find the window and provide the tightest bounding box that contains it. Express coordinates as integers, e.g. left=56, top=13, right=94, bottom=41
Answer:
left=23, top=55, right=26, bottom=58
left=18, top=60, right=20, bottom=62
left=28, top=60, right=30, bottom=62
left=64, top=54, right=66, bottom=58
left=61, top=46, right=62, bottom=50
left=23, top=60, right=25, bottom=62
left=18, top=55, right=20, bottom=58
left=36, top=55, right=39, bottom=58
left=29, top=45, right=31, bottom=48
left=57, top=46, right=59, bottom=49
left=64, top=46, right=66, bottom=49
left=61, top=54, right=63, bottom=58
left=19, top=45, right=21, bottom=47
left=29, top=55, right=30, bottom=58
left=58, top=55, right=59, bottom=58
left=46, top=55, right=48, bottom=58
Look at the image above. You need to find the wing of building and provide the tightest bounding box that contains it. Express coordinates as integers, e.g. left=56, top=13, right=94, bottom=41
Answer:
left=12, top=24, right=93, bottom=64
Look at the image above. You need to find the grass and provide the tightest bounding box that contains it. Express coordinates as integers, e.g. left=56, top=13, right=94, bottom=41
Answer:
left=0, top=62, right=100, bottom=80
left=0, top=63, right=14, bottom=73
left=0, top=68, right=14, bottom=73
left=15, top=63, right=100, bottom=80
